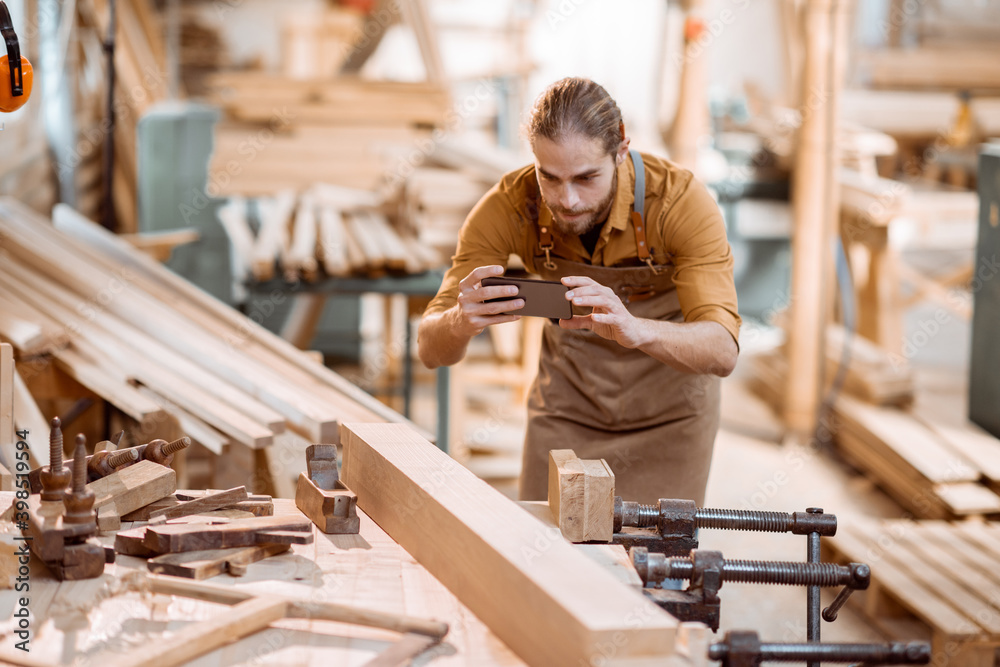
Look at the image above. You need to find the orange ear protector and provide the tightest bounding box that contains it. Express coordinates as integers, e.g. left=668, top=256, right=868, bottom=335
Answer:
left=0, top=0, right=32, bottom=113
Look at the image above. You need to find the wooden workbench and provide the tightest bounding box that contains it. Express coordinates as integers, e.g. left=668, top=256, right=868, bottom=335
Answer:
left=0, top=494, right=525, bottom=666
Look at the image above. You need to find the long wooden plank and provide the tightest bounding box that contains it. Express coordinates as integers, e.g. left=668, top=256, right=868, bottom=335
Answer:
left=12, top=370, right=49, bottom=467
left=0, top=344, right=14, bottom=481
left=47, top=201, right=419, bottom=431
left=43, top=201, right=417, bottom=438
left=918, top=417, right=1000, bottom=485
left=340, top=422, right=677, bottom=667
left=835, top=395, right=979, bottom=484
left=827, top=523, right=976, bottom=639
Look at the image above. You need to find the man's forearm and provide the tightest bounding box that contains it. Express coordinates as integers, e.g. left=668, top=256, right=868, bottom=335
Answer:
left=417, top=307, right=474, bottom=369
left=632, top=319, right=738, bottom=377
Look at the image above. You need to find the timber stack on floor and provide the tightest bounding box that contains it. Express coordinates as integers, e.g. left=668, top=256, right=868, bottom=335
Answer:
left=823, top=518, right=1000, bottom=667
left=0, top=197, right=423, bottom=496
left=747, top=329, right=1000, bottom=520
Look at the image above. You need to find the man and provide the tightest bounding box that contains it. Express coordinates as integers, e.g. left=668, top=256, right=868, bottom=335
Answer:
left=418, top=77, right=739, bottom=505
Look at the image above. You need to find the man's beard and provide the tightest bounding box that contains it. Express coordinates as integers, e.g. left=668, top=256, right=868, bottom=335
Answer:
left=544, top=173, right=617, bottom=236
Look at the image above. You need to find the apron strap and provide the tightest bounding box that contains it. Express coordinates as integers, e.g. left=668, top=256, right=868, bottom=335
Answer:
left=629, top=150, right=660, bottom=274
left=526, top=175, right=557, bottom=270
left=528, top=151, right=662, bottom=273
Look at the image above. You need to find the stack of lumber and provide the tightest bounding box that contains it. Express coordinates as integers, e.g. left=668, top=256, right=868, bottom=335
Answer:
left=823, top=518, right=1000, bottom=667
left=746, top=324, right=915, bottom=410
left=396, top=167, right=491, bottom=256
left=392, top=141, right=523, bottom=256
left=205, top=73, right=451, bottom=196
left=0, top=198, right=422, bottom=492
left=218, top=184, right=443, bottom=284
left=747, top=327, right=1000, bottom=519
left=832, top=395, right=1000, bottom=519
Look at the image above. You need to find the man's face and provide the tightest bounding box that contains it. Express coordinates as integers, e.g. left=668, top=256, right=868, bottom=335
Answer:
left=533, top=133, right=619, bottom=236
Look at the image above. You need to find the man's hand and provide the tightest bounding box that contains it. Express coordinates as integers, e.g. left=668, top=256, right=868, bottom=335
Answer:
left=454, top=265, right=524, bottom=337
left=559, top=275, right=645, bottom=348
left=558, top=274, right=738, bottom=376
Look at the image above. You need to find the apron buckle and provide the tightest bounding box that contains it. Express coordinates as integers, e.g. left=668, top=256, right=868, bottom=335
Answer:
left=540, top=243, right=557, bottom=271
left=644, top=257, right=663, bottom=275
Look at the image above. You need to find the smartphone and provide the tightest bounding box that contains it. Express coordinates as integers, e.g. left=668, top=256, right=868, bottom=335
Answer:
left=482, top=276, right=573, bottom=320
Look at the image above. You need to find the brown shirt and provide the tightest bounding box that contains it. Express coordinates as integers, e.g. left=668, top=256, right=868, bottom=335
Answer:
left=424, top=151, right=741, bottom=343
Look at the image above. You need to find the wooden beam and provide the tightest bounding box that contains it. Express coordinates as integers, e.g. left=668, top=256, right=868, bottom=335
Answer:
left=340, top=422, right=677, bottom=667
left=783, top=0, right=852, bottom=439
left=0, top=344, right=14, bottom=488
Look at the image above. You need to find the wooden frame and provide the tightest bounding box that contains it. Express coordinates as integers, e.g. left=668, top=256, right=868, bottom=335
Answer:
left=340, top=422, right=681, bottom=667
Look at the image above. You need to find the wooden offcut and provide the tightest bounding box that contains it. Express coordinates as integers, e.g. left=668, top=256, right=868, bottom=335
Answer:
left=142, top=515, right=313, bottom=554
left=147, top=544, right=290, bottom=579
left=340, top=422, right=677, bottom=667
left=88, top=460, right=177, bottom=531
left=547, top=449, right=615, bottom=543
left=147, top=486, right=249, bottom=520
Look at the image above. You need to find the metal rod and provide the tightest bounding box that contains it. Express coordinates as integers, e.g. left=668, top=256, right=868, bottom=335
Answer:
left=710, top=641, right=930, bottom=664
left=807, top=508, right=823, bottom=667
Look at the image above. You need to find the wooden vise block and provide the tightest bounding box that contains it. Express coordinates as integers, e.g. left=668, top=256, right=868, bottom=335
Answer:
left=295, top=444, right=359, bottom=534
left=548, top=449, right=615, bottom=543
left=88, top=459, right=177, bottom=531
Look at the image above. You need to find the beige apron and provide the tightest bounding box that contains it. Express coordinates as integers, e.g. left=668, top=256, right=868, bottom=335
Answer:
left=518, top=152, right=721, bottom=506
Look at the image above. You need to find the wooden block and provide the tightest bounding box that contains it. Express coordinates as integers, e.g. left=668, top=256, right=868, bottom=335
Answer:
left=294, top=472, right=360, bottom=534
left=340, top=423, right=676, bottom=667
left=147, top=486, right=249, bottom=520
left=305, top=443, right=338, bottom=489
left=97, top=504, right=121, bottom=532
left=88, top=460, right=177, bottom=520
left=142, top=515, right=313, bottom=554
left=547, top=449, right=615, bottom=543
left=122, top=493, right=275, bottom=522
left=45, top=540, right=106, bottom=581
left=147, top=544, right=290, bottom=580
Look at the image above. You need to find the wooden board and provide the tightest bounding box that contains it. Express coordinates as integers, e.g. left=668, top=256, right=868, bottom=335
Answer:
left=0, top=344, right=14, bottom=490
left=147, top=544, right=291, bottom=579
left=148, top=486, right=249, bottom=520
left=823, top=519, right=1000, bottom=667
left=143, top=515, right=313, bottom=554
left=339, top=422, right=677, bottom=667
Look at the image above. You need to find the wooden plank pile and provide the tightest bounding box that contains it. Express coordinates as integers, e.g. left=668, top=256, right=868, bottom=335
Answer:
left=218, top=184, right=443, bottom=284
left=204, top=73, right=451, bottom=196
left=0, top=197, right=421, bottom=493
left=747, top=327, right=1000, bottom=519
left=823, top=519, right=1000, bottom=667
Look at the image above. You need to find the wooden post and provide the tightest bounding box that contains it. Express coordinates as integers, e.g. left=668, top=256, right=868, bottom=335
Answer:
left=784, top=0, right=853, bottom=440
left=0, top=343, right=14, bottom=490
left=666, top=0, right=710, bottom=170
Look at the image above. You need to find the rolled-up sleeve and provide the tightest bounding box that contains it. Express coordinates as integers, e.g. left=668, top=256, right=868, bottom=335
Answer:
left=423, top=183, right=524, bottom=317
left=660, top=178, right=741, bottom=345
